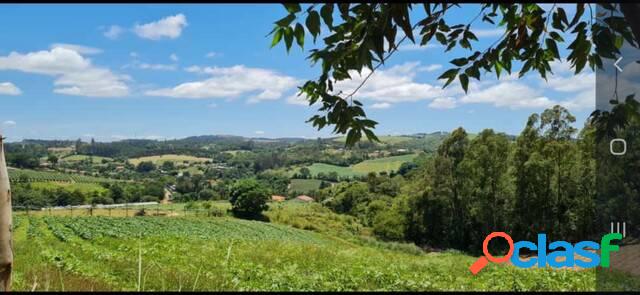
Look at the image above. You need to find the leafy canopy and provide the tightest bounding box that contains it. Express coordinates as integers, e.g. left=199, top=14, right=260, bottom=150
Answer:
left=270, top=3, right=637, bottom=146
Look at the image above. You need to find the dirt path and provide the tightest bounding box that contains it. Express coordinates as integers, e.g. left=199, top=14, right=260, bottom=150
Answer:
left=161, top=188, right=172, bottom=204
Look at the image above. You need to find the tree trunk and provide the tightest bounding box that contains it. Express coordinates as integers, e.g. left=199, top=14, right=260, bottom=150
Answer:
left=0, top=136, right=12, bottom=291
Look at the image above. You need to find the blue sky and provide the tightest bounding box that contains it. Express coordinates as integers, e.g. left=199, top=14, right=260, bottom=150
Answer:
left=0, top=4, right=594, bottom=142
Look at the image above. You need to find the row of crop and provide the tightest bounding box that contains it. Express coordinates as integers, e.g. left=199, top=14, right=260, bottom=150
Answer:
left=39, top=216, right=324, bottom=244
left=8, top=168, right=117, bottom=184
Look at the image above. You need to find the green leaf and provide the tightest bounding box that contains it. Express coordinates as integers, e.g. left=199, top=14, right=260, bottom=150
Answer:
left=438, top=68, right=460, bottom=88
left=270, top=28, right=284, bottom=48
left=294, top=23, right=305, bottom=48
left=450, top=58, right=468, bottom=67
left=306, top=11, right=321, bottom=41
left=284, top=26, right=294, bottom=52
left=275, top=14, right=296, bottom=27
left=459, top=74, right=469, bottom=93
left=284, top=3, right=301, bottom=14
left=320, top=4, right=334, bottom=28
left=545, top=38, right=560, bottom=59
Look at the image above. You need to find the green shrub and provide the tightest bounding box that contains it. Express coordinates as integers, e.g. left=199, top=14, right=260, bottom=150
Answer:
left=229, top=179, right=270, bottom=219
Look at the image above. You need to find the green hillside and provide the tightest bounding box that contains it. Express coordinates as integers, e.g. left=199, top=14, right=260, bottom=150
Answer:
left=11, top=213, right=628, bottom=291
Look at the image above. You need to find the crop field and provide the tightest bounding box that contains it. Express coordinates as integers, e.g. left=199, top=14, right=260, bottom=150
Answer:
left=128, top=154, right=211, bottom=165
left=288, top=179, right=325, bottom=193
left=29, top=182, right=108, bottom=194
left=8, top=168, right=119, bottom=184
left=351, top=154, right=418, bottom=174
left=307, top=163, right=360, bottom=177
left=61, top=155, right=113, bottom=164
left=301, top=154, right=418, bottom=178
left=9, top=213, right=640, bottom=291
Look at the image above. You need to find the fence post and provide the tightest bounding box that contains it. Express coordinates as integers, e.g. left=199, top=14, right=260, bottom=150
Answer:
left=48, top=207, right=51, bottom=216
left=70, top=207, right=73, bottom=217
left=109, top=208, right=112, bottom=217
left=26, top=206, right=29, bottom=216
left=156, top=204, right=159, bottom=216
left=125, top=204, right=128, bottom=217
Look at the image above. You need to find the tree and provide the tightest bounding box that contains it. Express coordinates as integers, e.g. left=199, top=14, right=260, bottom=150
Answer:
left=0, top=136, right=12, bottom=290
left=270, top=3, right=638, bottom=146
left=228, top=179, right=270, bottom=219
left=298, top=167, right=311, bottom=179
left=161, top=161, right=176, bottom=171
left=136, top=161, right=156, bottom=173
left=47, top=154, right=59, bottom=166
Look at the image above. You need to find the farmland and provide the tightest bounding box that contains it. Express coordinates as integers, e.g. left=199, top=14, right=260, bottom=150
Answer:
left=9, top=210, right=640, bottom=291
left=288, top=179, right=326, bottom=194
left=8, top=168, right=118, bottom=184
left=128, top=154, right=211, bottom=165
left=61, top=155, right=113, bottom=164
left=351, top=154, right=417, bottom=174
left=297, top=154, right=419, bottom=177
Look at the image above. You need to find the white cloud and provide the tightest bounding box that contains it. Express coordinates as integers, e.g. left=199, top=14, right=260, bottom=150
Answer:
left=50, top=43, right=102, bottom=55
left=0, top=82, right=21, bottom=95
left=138, top=63, right=177, bottom=71
left=205, top=52, right=218, bottom=58
left=170, top=53, right=179, bottom=62
left=460, top=81, right=556, bottom=109
left=134, top=14, right=188, bottom=40
left=130, top=52, right=138, bottom=58
left=418, top=64, right=443, bottom=72
left=371, top=102, right=392, bottom=109
left=332, top=61, right=456, bottom=103
left=286, top=93, right=308, bottom=106
left=398, top=43, right=442, bottom=52
left=0, top=47, right=129, bottom=97
left=2, top=121, right=16, bottom=127
left=254, top=130, right=265, bottom=135
left=103, top=25, right=124, bottom=40
left=472, top=28, right=504, bottom=37
left=428, top=97, right=457, bottom=109
left=147, top=65, right=298, bottom=102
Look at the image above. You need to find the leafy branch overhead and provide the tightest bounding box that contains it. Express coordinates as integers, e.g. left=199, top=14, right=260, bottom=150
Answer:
left=269, top=3, right=638, bottom=147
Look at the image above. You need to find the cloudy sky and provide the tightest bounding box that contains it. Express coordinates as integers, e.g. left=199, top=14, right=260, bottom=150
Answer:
left=0, top=4, right=595, bottom=142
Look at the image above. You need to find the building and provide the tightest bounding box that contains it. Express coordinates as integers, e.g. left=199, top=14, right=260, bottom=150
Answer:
left=295, top=195, right=314, bottom=202
left=271, top=195, right=286, bottom=202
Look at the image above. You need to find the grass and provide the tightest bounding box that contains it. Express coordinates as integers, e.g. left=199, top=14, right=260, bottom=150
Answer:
left=10, top=211, right=640, bottom=291
left=289, top=179, right=325, bottom=193
left=8, top=168, right=119, bottom=184
left=299, top=154, right=419, bottom=178
left=29, top=182, right=108, bottom=194
left=128, top=154, right=211, bottom=165
left=351, top=154, right=418, bottom=174
left=61, top=155, right=113, bottom=164
left=307, top=163, right=360, bottom=177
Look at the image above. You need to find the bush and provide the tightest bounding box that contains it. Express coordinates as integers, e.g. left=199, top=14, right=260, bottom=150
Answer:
left=372, top=209, right=406, bottom=241
left=229, top=179, right=270, bottom=219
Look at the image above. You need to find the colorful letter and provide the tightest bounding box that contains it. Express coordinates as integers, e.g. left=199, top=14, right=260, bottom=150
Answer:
left=512, top=241, right=537, bottom=268
left=547, top=241, right=574, bottom=268
left=537, top=234, right=547, bottom=267
left=575, top=241, right=600, bottom=268
left=600, top=233, right=622, bottom=268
